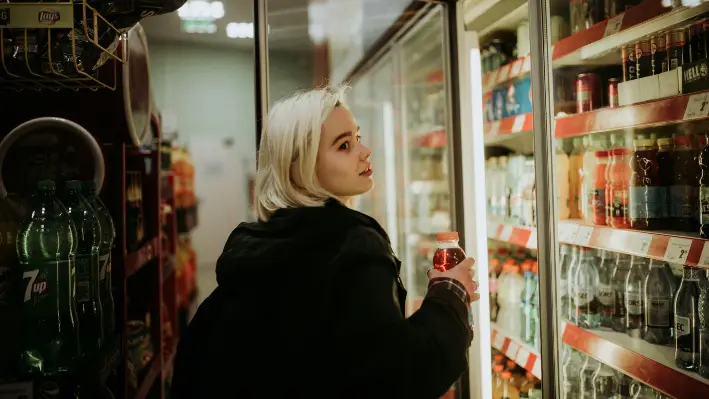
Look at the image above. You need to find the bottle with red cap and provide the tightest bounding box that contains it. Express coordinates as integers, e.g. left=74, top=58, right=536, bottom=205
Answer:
left=433, top=231, right=473, bottom=328
left=500, top=370, right=513, bottom=399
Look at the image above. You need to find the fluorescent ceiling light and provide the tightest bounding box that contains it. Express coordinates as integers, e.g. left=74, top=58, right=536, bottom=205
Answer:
left=226, top=22, right=253, bottom=39
left=178, top=0, right=224, bottom=20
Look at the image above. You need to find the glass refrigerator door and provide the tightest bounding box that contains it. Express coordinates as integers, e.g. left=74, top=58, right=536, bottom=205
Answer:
left=397, top=6, right=453, bottom=304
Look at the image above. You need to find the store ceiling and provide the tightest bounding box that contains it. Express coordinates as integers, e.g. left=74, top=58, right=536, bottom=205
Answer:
left=141, top=0, right=414, bottom=55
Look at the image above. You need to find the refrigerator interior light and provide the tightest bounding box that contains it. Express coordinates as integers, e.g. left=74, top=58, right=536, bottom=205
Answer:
left=177, top=0, right=225, bottom=21
left=226, top=22, right=270, bottom=39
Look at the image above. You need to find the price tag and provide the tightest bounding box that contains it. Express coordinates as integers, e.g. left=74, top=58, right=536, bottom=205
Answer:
left=698, top=241, right=709, bottom=267
left=487, top=121, right=501, bottom=137
left=487, top=222, right=498, bottom=238
left=497, top=64, right=511, bottom=83
left=603, top=13, right=625, bottom=37
left=574, top=226, right=594, bottom=246
left=528, top=229, right=538, bottom=249
left=605, top=230, right=628, bottom=252
left=516, top=346, right=531, bottom=366
left=683, top=92, right=709, bottom=120
left=0, top=8, right=10, bottom=26
left=493, top=329, right=506, bottom=349
left=627, top=232, right=653, bottom=256
left=558, top=223, right=579, bottom=243
left=510, top=59, right=523, bottom=76
left=522, top=55, right=532, bottom=73
left=499, top=225, right=514, bottom=241
left=505, top=340, right=520, bottom=359
left=665, top=237, right=693, bottom=263
left=532, top=359, right=542, bottom=378
left=512, top=114, right=527, bottom=133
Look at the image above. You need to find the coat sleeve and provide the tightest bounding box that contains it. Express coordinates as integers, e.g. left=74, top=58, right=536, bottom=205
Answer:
left=326, top=226, right=472, bottom=399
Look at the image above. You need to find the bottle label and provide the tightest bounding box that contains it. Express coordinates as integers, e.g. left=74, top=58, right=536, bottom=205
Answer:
left=630, top=186, right=666, bottom=219
left=560, top=278, right=568, bottom=299
left=99, top=250, right=111, bottom=282
left=489, top=277, right=498, bottom=294
left=611, top=188, right=629, bottom=218
left=626, top=292, right=643, bottom=315
left=593, top=188, right=606, bottom=218
left=20, top=259, right=74, bottom=312
left=575, top=287, right=594, bottom=307
left=676, top=315, right=692, bottom=337
left=598, top=284, right=614, bottom=306
left=669, top=185, right=698, bottom=218
left=613, top=290, right=626, bottom=318
left=0, top=266, right=10, bottom=306
left=646, top=296, right=671, bottom=327
left=75, top=254, right=92, bottom=303
left=700, top=186, right=709, bottom=224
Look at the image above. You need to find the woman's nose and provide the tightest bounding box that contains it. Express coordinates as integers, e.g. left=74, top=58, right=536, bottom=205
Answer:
left=360, top=143, right=372, bottom=160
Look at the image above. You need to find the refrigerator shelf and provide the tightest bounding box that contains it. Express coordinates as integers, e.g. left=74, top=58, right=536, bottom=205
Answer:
left=487, top=221, right=537, bottom=249
left=562, top=322, right=709, bottom=397
left=491, top=322, right=542, bottom=379
left=555, top=89, right=709, bottom=139
left=483, top=112, right=534, bottom=142
left=481, top=53, right=531, bottom=95
left=464, top=0, right=527, bottom=37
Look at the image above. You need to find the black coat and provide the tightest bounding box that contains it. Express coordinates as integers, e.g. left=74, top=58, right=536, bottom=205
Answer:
left=171, top=200, right=471, bottom=398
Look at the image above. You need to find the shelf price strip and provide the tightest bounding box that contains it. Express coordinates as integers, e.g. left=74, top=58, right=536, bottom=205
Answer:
left=490, top=324, right=541, bottom=379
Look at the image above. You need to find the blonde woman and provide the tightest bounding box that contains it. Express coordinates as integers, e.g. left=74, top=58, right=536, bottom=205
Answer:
left=171, top=86, right=479, bottom=398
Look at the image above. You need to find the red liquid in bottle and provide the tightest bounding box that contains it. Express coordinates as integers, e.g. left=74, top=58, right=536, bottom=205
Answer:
left=433, top=232, right=466, bottom=271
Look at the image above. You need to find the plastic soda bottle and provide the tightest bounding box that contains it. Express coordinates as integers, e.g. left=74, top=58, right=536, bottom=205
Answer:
left=433, top=232, right=472, bottom=327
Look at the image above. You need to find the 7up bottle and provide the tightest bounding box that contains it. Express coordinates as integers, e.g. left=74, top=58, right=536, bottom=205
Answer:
left=81, top=180, right=116, bottom=339
left=16, top=180, right=79, bottom=391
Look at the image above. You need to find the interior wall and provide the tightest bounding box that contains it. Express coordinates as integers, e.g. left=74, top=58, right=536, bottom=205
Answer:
left=146, top=41, right=314, bottom=297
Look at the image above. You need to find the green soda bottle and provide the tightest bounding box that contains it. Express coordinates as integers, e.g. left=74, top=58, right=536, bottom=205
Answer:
left=16, top=180, right=79, bottom=384
left=61, top=180, right=103, bottom=354
left=81, top=181, right=116, bottom=339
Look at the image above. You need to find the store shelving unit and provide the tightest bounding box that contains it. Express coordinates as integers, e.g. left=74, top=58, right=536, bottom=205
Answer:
left=490, top=322, right=542, bottom=378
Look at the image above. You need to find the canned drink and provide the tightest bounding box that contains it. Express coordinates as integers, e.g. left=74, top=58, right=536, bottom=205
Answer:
left=651, top=34, right=668, bottom=74
left=635, top=39, right=652, bottom=78
left=622, top=45, right=637, bottom=81
left=608, top=78, right=620, bottom=108
left=577, top=73, right=602, bottom=113
left=667, top=29, right=685, bottom=70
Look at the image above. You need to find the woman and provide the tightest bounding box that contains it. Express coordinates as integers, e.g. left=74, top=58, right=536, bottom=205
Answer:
left=171, top=86, right=480, bottom=398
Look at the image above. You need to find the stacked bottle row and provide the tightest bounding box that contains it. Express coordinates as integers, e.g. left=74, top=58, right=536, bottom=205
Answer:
left=557, top=133, right=709, bottom=237
left=562, top=345, right=670, bottom=399
left=486, top=155, right=537, bottom=227
left=489, top=247, right=540, bottom=350
left=491, top=351, right=542, bottom=399
left=0, top=180, right=116, bottom=395
left=560, top=243, right=709, bottom=377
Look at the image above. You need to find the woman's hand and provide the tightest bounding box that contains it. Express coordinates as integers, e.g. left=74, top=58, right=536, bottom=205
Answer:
left=428, top=258, right=480, bottom=304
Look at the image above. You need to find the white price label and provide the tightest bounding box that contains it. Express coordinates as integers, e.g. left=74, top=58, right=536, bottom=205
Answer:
left=603, top=13, right=625, bottom=37
left=512, top=114, right=527, bottom=133
left=697, top=241, right=709, bottom=267
left=665, top=237, right=693, bottom=263
left=607, top=230, right=627, bottom=251
left=493, top=329, right=506, bottom=349
left=497, top=64, right=511, bottom=83
left=500, top=225, right=514, bottom=241
left=532, top=358, right=542, bottom=378
left=628, top=232, right=653, bottom=256
left=522, top=55, right=532, bottom=73
left=487, top=121, right=501, bottom=137
left=505, top=340, right=520, bottom=359
left=574, top=226, right=594, bottom=246
left=487, top=222, right=499, bottom=238
left=683, top=92, right=709, bottom=120
left=558, top=223, right=579, bottom=243
left=510, top=59, right=523, bottom=76
left=528, top=229, right=538, bottom=249
left=516, top=346, right=531, bottom=366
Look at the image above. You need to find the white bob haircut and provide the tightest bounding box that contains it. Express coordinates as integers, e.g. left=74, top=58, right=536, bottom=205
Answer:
left=255, top=85, right=349, bottom=221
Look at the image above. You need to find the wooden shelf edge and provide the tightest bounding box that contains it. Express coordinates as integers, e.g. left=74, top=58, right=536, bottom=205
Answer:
left=125, top=236, right=159, bottom=278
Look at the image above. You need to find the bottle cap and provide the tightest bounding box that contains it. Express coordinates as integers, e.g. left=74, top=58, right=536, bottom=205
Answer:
left=506, top=359, right=516, bottom=368
left=493, top=364, right=504, bottom=373
left=501, top=371, right=512, bottom=379
left=594, top=150, right=608, bottom=157
left=436, top=232, right=459, bottom=241
left=532, top=261, right=539, bottom=274
left=38, top=180, right=55, bottom=190
left=521, top=263, right=531, bottom=272
left=610, top=148, right=629, bottom=156
left=65, top=180, right=82, bottom=190
left=493, top=354, right=504, bottom=362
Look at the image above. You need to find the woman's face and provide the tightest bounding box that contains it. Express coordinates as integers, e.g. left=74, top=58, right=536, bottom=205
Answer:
left=316, top=105, right=373, bottom=200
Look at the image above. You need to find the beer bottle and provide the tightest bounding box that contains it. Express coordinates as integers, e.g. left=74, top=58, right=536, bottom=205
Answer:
left=61, top=180, right=103, bottom=355
left=81, top=181, right=116, bottom=339
left=16, top=180, right=79, bottom=383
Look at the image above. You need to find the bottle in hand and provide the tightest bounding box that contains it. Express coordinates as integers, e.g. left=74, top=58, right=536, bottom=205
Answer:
left=433, top=232, right=473, bottom=327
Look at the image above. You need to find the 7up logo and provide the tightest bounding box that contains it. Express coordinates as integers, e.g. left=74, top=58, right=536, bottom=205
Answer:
left=23, top=270, right=47, bottom=302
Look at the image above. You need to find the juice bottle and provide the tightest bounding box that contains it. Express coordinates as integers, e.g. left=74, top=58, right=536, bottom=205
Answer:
left=500, top=371, right=517, bottom=399
left=432, top=232, right=471, bottom=327
left=604, top=149, right=616, bottom=226
left=608, top=148, right=631, bottom=229
left=569, top=138, right=585, bottom=219
left=493, top=364, right=505, bottom=399
left=630, top=138, right=666, bottom=230
left=657, top=137, right=674, bottom=228
left=556, top=141, right=571, bottom=220
left=592, top=150, right=608, bottom=225
left=581, top=139, right=598, bottom=224
left=669, top=135, right=699, bottom=232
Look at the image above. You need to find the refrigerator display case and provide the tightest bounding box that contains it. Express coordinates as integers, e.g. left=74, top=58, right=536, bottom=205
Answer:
left=465, top=0, right=709, bottom=397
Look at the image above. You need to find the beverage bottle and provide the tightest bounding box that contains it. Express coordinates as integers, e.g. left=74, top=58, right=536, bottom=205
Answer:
left=520, top=262, right=535, bottom=343
left=493, top=353, right=505, bottom=367
left=567, top=246, right=583, bottom=324
left=493, top=364, right=505, bottom=399
left=518, top=372, right=535, bottom=398
left=630, top=138, right=666, bottom=230
left=575, top=247, right=601, bottom=329
left=596, top=249, right=615, bottom=328
left=675, top=266, right=703, bottom=370
left=644, top=259, right=675, bottom=345
left=530, top=261, right=540, bottom=348
left=501, top=265, right=524, bottom=337
left=611, top=253, right=633, bottom=333
left=669, top=136, right=699, bottom=232
left=608, top=148, right=631, bottom=229
left=699, top=268, right=709, bottom=378
left=557, top=142, right=571, bottom=220
left=579, top=355, right=599, bottom=398
left=16, top=180, right=79, bottom=388
left=569, top=138, right=585, bottom=219
left=432, top=232, right=472, bottom=328
left=625, top=256, right=647, bottom=339
left=61, top=180, right=104, bottom=355
left=592, top=150, right=609, bottom=225
left=657, top=137, right=674, bottom=227
left=592, top=362, right=618, bottom=399
left=580, top=137, right=599, bottom=224
left=559, top=244, right=577, bottom=323
left=487, top=158, right=498, bottom=216
left=521, top=159, right=536, bottom=227
left=500, top=371, right=514, bottom=399
left=82, top=180, right=116, bottom=339
left=699, top=135, right=709, bottom=237
left=499, top=156, right=509, bottom=217
left=505, top=359, right=521, bottom=389
left=561, top=346, right=583, bottom=399
left=490, top=249, right=505, bottom=322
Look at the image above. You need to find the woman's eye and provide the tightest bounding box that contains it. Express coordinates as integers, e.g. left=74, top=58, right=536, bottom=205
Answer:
left=356, top=135, right=361, bottom=142
left=339, top=141, right=350, bottom=150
